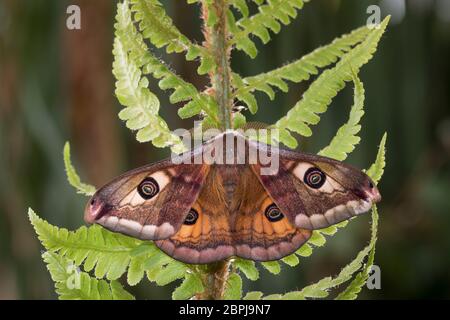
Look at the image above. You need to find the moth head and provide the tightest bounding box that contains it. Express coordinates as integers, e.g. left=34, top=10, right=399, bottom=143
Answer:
left=84, top=194, right=110, bottom=224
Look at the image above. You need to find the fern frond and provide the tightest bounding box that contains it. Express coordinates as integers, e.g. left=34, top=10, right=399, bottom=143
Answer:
left=336, top=135, right=386, bottom=299
left=367, top=133, right=387, bottom=184
left=130, top=0, right=214, bottom=75
left=234, top=258, right=260, bottom=281
left=29, top=209, right=191, bottom=289
left=336, top=206, right=379, bottom=300
left=243, top=291, right=264, bottom=300
left=318, top=72, right=365, bottom=160
left=63, top=142, right=95, bottom=196
left=43, top=251, right=134, bottom=300
left=113, top=35, right=184, bottom=152
left=116, top=1, right=219, bottom=127
left=233, top=0, right=308, bottom=58
left=223, top=273, right=243, bottom=300
left=233, top=24, right=372, bottom=114
left=230, top=0, right=249, bottom=18
left=172, top=273, right=204, bottom=300
left=274, top=16, right=390, bottom=148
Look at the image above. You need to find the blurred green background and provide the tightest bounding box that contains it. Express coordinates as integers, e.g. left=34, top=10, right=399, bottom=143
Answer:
left=1, top=0, right=449, bottom=299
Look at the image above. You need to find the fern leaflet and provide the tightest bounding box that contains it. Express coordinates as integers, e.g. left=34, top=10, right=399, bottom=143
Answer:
left=29, top=209, right=192, bottom=289
left=116, top=1, right=220, bottom=127
left=130, top=0, right=214, bottom=75
left=43, top=251, right=135, bottom=300
left=63, top=142, right=95, bottom=196
left=319, top=72, right=365, bottom=160
left=274, top=16, right=390, bottom=148
left=233, top=24, right=372, bottom=114
left=114, top=7, right=186, bottom=152
left=233, top=0, right=308, bottom=58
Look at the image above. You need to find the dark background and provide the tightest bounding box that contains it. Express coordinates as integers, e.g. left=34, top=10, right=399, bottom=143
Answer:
left=0, top=0, right=449, bottom=299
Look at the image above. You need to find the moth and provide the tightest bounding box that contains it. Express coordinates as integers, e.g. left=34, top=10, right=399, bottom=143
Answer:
left=85, top=131, right=381, bottom=264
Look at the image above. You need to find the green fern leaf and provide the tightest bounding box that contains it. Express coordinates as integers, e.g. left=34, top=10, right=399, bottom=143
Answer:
left=296, top=243, right=372, bottom=299
left=231, top=0, right=249, bottom=18
left=29, top=208, right=190, bottom=288
left=367, top=133, right=387, bottom=184
left=63, top=142, right=96, bottom=196
left=116, top=1, right=219, bottom=129
left=260, top=261, right=281, bottom=274
left=336, top=139, right=386, bottom=299
left=154, top=261, right=188, bottom=286
left=318, top=72, right=365, bottom=160
left=172, top=273, right=204, bottom=300
left=233, top=0, right=308, bottom=58
left=43, top=251, right=134, bottom=300
left=113, top=34, right=184, bottom=152
left=130, top=0, right=189, bottom=53
left=130, top=0, right=214, bottom=75
left=234, top=24, right=372, bottom=111
left=275, top=16, right=390, bottom=148
left=281, top=254, right=300, bottom=267
left=336, top=206, right=379, bottom=300
left=127, top=252, right=148, bottom=286
left=243, top=291, right=264, bottom=300
left=234, top=258, right=260, bottom=281
left=223, top=273, right=243, bottom=300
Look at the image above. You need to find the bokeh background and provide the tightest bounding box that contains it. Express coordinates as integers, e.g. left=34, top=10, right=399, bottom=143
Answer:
left=1, top=0, right=449, bottom=299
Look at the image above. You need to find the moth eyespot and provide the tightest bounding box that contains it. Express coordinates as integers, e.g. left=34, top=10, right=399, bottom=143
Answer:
left=304, top=167, right=326, bottom=189
left=137, top=177, right=160, bottom=199
left=184, top=209, right=199, bottom=225
left=264, top=204, right=284, bottom=222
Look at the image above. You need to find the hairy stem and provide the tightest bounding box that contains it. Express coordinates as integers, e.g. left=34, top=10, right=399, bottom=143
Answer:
left=203, top=0, right=233, bottom=130
left=196, top=259, right=232, bottom=300
left=196, top=0, right=232, bottom=300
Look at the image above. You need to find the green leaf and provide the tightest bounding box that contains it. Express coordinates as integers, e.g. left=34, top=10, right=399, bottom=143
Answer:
left=28, top=208, right=188, bottom=287
left=243, top=291, right=263, bottom=300
left=308, top=231, right=327, bottom=247
left=234, top=24, right=372, bottom=108
left=130, top=0, right=214, bottom=74
left=172, top=273, right=204, bottom=300
left=116, top=1, right=219, bottom=128
left=234, top=258, right=259, bottom=281
left=281, top=254, right=299, bottom=267
left=232, top=112, right=247, bottom=129
left=260, top=261, right=281, bottom=275
left=223, top=273, right=243, bottom=300
left=43, top=251, right=134, bottom=300
left=233, top=0, right=308, bottom=58
left=275, top=17, right=390, bottom=147
left=127, top=253, right=147, bottom=286
left=336, top=142, right=386, bottom=299
left=336, top=206, right=379, bottom=300
left=367, top=133, right=387, bottom=184
left=319, top=73, right=365, bottom=160
left=63, top=142, right=96, bottom=196
left=130, top=0, right=189, bottom=53
left=231, top=0, right=249, bottom=18
left=155, top=262, right=188, bottom=286
left=113, top=34, right=183, bottom=151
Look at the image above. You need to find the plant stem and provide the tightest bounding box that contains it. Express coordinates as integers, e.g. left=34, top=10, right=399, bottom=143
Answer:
left=197, top=0, right=232, bottom=300
left=204, top=0, right=233, bottom=130
left=196, top=259, right=232, bottom=300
